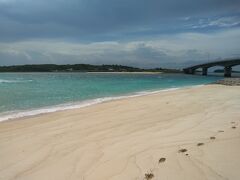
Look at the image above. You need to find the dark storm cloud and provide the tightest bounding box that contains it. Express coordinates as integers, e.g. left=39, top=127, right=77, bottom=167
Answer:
left=0, top=0, right=239, bottom=41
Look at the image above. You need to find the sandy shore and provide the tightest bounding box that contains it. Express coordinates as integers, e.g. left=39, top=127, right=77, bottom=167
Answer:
left=87, top=71, right=163, bottom=74
left=0, top=85, right=240, bottom=180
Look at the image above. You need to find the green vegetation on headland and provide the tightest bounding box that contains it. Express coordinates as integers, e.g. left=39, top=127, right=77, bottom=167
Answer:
left=0, top=64, right=182, bottom=73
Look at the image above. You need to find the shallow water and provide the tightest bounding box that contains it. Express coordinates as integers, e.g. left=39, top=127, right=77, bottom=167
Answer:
left=0, top=73, right=222, bottom=121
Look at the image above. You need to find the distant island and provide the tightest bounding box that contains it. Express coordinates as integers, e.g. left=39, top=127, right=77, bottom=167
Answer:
left=0, top=64, right=182, bottom=73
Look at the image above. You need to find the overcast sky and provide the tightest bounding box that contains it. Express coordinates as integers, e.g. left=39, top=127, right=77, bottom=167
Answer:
left=0, top=0, right=240, bottom=68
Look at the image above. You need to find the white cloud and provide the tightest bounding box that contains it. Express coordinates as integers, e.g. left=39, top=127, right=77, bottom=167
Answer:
left=0, top=28, right=239, bottom=68
left=192, top=16, right=240, bottom=29
left=209, top=17, right=240, bottom=27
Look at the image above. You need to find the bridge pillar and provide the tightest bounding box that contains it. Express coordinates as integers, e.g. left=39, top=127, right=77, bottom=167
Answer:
left=202, top=67, right=208, bottom=76
left=189, top=69, right=195, bottom=74
left=183, top=68, right=195, bottom=74
left=224, top=66, right=232, bottom=77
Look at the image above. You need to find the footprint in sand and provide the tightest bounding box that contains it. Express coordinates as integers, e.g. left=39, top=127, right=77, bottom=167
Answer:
left=218, top=130, right=224, bottom=133
left=232, top=126, right=237, bottom=129
left=197, top=143, right=204, bottom=146
left=178, top=148, right=187, bottom=153
left=158, top=157, right=166, bottom=163
left=210, top=136, right=216, bottom=140
left=145, top=173, right=154, bottom=180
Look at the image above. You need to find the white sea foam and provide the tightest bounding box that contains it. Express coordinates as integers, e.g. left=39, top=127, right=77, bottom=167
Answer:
left=0, top=79, right=32, bottom=83
left=0, top=85, right=204, bottom=122
left=0, top=79, right=18, bottom=83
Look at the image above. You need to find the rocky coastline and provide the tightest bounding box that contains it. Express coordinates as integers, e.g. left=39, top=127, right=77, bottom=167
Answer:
left=214, top=78, right=240, bottom=86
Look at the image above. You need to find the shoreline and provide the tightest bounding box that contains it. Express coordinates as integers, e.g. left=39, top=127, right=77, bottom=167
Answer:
left=2, top=76, right=239, bottom=123
left=0, top=84, right=203, bottom=123
left=87, top=71, right=163, bottom=74
left=0, top=71, right=163, bottom=74
left=0, top=84, right=239, bottom=180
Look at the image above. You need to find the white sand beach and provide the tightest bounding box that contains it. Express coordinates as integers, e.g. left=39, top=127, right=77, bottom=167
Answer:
left=0, top=85, right=240, bottom=180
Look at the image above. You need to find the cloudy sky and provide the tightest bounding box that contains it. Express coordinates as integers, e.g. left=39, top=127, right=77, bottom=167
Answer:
left=0, top=0, right=240, bottom=68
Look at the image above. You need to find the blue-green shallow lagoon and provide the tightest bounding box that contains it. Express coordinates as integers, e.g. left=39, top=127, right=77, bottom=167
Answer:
left=0, top=73, right=222, bottom=121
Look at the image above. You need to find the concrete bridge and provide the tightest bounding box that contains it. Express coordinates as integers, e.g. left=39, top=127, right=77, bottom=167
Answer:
left=183, top=59, right=240, bottom=77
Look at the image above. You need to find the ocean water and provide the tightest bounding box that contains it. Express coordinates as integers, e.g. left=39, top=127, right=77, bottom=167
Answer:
left=0, top=73, right=222, bottom=121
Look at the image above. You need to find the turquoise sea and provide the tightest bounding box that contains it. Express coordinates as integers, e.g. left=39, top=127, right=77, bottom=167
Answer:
left=0, top=73, right=222, bottom=121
